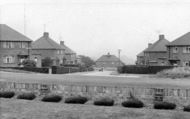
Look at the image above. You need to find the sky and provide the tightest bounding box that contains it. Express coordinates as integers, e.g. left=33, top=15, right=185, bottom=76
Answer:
left=1, top=0, right=190, bottom=63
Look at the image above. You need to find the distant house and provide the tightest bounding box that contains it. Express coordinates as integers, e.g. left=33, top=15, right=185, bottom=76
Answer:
left=96, top=53, right=124, bottom=70
left=60, top=41, right=77, bottom=65
left=0, top=24, right=32, bottom=67
left=144, top=35, right=170, bottom=66
left=167, top=32, right=190, bottom=66
left=31, top=32, right=65, bottom=67
left=136, top=50, right=146, bottom=65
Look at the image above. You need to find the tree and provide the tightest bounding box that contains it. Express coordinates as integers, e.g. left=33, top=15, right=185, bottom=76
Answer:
left=42, top=57, right=53, bottom=67
left=21, top=60, right=36, bottom=67
left=78, top=55, right=95, bottom=68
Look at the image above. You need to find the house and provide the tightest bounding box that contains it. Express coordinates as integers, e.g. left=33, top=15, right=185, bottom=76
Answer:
left=136, top=50, right=146, bottom=65
left=0, top=24, right=32, bottom=67
left=144, top=35, right=170, bottom=66
left=96, top=53, right=124, bottom=70
left=60, top=41, right=77, bottom=65
left=31, top=32, right=65, bottom=67
left=167, top=32, right=190, bottom=66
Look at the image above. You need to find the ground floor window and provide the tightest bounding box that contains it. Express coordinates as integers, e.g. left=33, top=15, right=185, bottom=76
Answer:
left=3, top=55, right=15, bottom=64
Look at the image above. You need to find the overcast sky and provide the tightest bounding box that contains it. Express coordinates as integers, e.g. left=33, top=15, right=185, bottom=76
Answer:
left=1, top=0, right=190, bottom=62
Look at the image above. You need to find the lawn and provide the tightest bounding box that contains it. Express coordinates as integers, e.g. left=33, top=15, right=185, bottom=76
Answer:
left=1, top=98, right=190, bottom=119
left=1, top=71, right=190, bottom=88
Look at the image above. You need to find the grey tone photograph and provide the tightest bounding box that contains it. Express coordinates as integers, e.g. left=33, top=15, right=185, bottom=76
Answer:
left=1, top=0, right=190, bottom=119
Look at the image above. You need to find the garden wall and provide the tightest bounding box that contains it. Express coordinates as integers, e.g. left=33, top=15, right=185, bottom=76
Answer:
left=118, top=65, right=175, bottom=74
left=0, top=81, right=190, bottom=107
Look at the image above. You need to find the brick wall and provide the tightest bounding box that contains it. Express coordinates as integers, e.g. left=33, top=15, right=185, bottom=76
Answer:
left=1, top=81, right=190, bottom=106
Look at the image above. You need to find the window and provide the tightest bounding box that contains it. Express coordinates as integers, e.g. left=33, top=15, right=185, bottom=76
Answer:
left=183, top=47, right=190, bottom=53
left=173, top=47, right=178, bottom=53
left=3, top=56, right=14, bottom=64
left=3, top=42, right=14, bottom=48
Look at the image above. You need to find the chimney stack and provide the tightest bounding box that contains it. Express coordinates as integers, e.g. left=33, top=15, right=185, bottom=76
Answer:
left=159, top=34, right=165, bottom=40
left=43, top=32, right=49, bottom=38
left=148, top=43, right=152, bottom=48
left=60, top=41, right=64, bottom=46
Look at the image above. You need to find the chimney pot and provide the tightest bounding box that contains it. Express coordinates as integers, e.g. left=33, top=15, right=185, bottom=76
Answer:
left=43, top=32, right=49, bottom=38
left=60, top=41, right=64, bottom=46
left=159, top=34, right=165, bottom=40
left=148, top=43, right=152, bottom=48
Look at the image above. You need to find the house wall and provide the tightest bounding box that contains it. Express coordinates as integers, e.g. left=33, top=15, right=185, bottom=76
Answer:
left=136, top=56, right=145, bottom=65
left=144, top=52, right=168, bottom=66
left=65, top=53, right=77, bottom=64
left=168, top=46, right=190, bottom=66
left=31, top=49, right=64, bottom=66
left=0, top=41, right=31, bottom=67
left=1, top=81, right=190, bottom=107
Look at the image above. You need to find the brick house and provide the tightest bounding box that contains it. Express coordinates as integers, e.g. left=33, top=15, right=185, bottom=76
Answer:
left=60, top=41, right=77, bottom=65
left=0, top=24, right=32, bottom=67
left=31, top=32, right=65, bottom=67
left=136, top=50, right=145, bottom=65
left=144, top=35, right=170, bottom=66
left=96, top=53, right=124, bottom=70
left=167, top=32, right=190, bottom=66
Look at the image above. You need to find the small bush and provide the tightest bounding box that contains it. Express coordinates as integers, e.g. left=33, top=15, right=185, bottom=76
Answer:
left=64, top=96, right=88, bottom=104
left=122, top=99, right=144, bottom=108
left=154, top=101, right=176, bottom=110
left=0, top=91, right=15, bottom=98
left=157, top=67, right=190, bottom=79
left=41, top=94, right=62, bottom=102
left=183, top=105, right=190, bottom=112
left=93, top=97, right=114, bottom=106
left=17, top=92, right=36, bottom=100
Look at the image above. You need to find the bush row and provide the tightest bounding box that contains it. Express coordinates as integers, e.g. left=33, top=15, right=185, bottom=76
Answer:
left=118, top=65, right=175, bottom=74
left=2, top=91, right=190, bottom=111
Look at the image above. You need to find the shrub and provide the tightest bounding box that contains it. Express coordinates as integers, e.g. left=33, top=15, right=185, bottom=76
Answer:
left=93, top=97, right=114, bottom=106
left=153, top=101, right=176, bottom=110
left=42, top=57, right=53, bottom=67
left=183, top=105, right=190, bottom=112
left=41, top=94, right=62, bottom=102
left=64, top=96, right=88, bottom=104
left=157, top=67, right=190, bottom=79
left=122, top=99, right=144, bottom=108
left=0, top=91, right=15, bottom=98
left=17, top=92, right=36, bottom=100
left=21, top=60, right=36, bottom=67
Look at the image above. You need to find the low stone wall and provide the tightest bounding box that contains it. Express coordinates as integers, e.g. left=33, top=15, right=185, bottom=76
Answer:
left=0, top=81, right=190, bottom=107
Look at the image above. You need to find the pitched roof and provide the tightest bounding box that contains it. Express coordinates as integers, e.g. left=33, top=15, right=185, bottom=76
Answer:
left=137, top=51, right=145, bottom=57
left=32, top=32, right=63, bottom=50
left=144, top=35, right=169, bottom=52
left=0, top=24, right=32, bottom=41
left=96, top=53, right=121, bottom=62
left=60, top=41, right=76, bottom=54
left=167, top=32, right=190, bottom=46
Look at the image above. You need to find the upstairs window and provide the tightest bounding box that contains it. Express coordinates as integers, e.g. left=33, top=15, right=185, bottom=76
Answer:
left=183, top=47, right=190, bottom=53
left=173, top=47, right=178, bottom=53
left=3, top=42, right=14, bottom=48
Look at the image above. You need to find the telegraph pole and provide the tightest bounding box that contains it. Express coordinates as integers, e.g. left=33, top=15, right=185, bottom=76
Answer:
left=118, top=49, right=121, bottom=66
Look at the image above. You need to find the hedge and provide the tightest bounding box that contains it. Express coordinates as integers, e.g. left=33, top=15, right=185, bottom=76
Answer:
left=122, top=99, right=144, bottom=108
left=93, top=97, right=114, bottom=106
left=183, top=105, right=190, bottom=112
left=64, top=96, right=88, bottom=104
left=0, top=67, right=49, bottom=73
left=118, top=65, right=175, bottom=74
left=41, top=94, right=62, bottom=102
left=0, top=91, right=15, bottom=98
left=153, top=101, right=176, bottom=110
left=17, top=92, right=36, bottom=100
